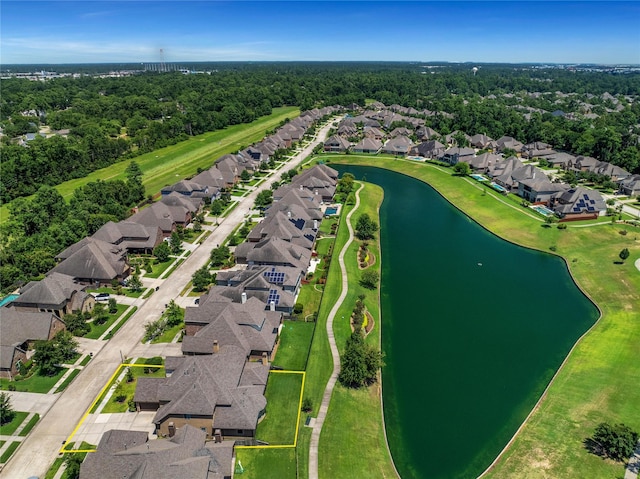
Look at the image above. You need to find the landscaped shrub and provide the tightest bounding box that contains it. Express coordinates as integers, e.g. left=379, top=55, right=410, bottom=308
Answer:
left=557, top=223, right=567, bottom=230
left=293, top=303, right=304, bottom=315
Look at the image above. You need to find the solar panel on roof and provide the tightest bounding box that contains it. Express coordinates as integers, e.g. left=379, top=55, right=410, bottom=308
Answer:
left=583, top=194, right=589, bottom=200
left=590, top=199, right=595, bottom=204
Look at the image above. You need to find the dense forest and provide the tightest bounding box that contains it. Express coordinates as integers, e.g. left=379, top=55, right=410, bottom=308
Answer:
left=2, top=62, right=639, bottom=204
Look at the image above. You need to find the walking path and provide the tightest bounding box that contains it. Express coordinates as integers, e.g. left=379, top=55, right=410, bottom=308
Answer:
left=626, top=441, right=640, bottom=479
left=309, top=182, right=363, bottom=479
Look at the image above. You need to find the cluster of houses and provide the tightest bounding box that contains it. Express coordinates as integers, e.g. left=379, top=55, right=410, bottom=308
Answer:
left=324, top=103, right=638, bottom=219
left=78, top=163, right=339, bottom=478
left=0, top=106, right=339, bottom=382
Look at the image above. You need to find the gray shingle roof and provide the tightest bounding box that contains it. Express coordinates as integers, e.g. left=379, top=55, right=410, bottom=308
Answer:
left=0, top=308, right=61, bottom=369
left=16, top=272, right=85, bottom=309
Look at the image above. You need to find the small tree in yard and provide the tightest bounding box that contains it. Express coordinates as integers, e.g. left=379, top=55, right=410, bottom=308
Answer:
left=360, top=270, right=379, bottom=290
left=619, top=248, right=630, bottom=262
left=128, top=274, right=143, bottom=293
left=165, top=300, right=183, bottom=327
left=339, top=330, right=383, bottom=388
left=64, top=453, right=83, bottom=479
left=453, top=162, right=471, bottom=176
left=590, top=422, right=639, bottom=461
left=154, top=241, right=171, bottom=262
left=0, top=392, right=15, bottom=425
left=192, top=265, right=214, bottom=292
left=108, top=297, right=118, bottom=314
left=240, top=169, right=251, bottom=182
left=92, top=303, right=109, bottom=325
left=64, top=311, right=90, bottom=336
left=169, top=231, right=182, bottom=255
left=53, top=331, right=78, bottom=362
left=210, top=245, right=231, bottom=267
left=33, top=339, right=61, bottom=376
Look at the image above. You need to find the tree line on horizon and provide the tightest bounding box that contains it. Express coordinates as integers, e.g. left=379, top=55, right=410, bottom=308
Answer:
left=1, top=63, right=639, bottom=204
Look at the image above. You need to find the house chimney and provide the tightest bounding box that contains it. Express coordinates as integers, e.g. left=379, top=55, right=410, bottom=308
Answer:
left=213, top=340, right=219, bottom=354
left=270, top=301, right=275, bottom=311
left=313, top=219, right=318, bottom=230
left=168, top=422, right=176, bottom=438
left=261, top=352, right=268, bottom=366
left=241, top=292, right=247, bottom=304
left=287, top=211, right=292, bottom=219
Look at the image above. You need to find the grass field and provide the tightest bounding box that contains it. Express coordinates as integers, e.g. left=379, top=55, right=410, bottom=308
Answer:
left=18, top=413, right=39, bottom=436
left=0, top=106, right=299, bottom=225
left=255, top=372, right=304, bottom=445
left=0, top=411, right=29, bottom=436
left=0, top=441, right=20, bottom=463
left=272, top=321, right=315, bottom=371
left=0, top=367, right=66, bottom=393
left=85, top=303, right=129, bottom=339
left=97, top=366, right=165, bottom=414
left=322, top=155, right=640, bottom=479
left=235, top=447, right=297, bottom=479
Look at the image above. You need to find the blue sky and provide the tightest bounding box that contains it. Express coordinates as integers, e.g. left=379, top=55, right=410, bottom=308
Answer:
left=1, top=1, right=639, bottom=64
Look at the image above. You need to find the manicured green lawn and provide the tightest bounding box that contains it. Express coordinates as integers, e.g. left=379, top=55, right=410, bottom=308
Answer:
left=0, top=441, right=20, bottom=463
left=235, top=447, right=296, bottom=479
left=0, top=367, right=66, bottom=393
left=295, top=281, right=323, bottom=320
left=256, top=372, right=304, bottom=445
left=86, top=287, right=143, bottom=299
left=104, top=306, right=137, bottom=340
left=272, top=321, right=315, bottom=371
left=0, top=411, right=28, bottom=435
left=0, top=106, right=300, bottom=225
left=18, top=413, right=39, bottom=436
left=325, top=155, right=640, bottom=479
left=97, top=366, right=165, bottom=414
left=143, top=258, right=174, bottom=278
left=151, top=323, right=183, bottom=343
left=84, top=303, right=129, bottom=339
left=315, top=237, right=333, bottom=256
left=55, top=369, right=80, bottom=393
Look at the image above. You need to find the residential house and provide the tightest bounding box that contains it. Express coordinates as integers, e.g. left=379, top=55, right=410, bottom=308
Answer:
left=134, top=346, right=269, bottom=439
left=552, top=187, right=607, bottom=219
left=323, top=135, right=351, bottom=152
left=352, top=138, right=382, bottom=154
left=415, top=126, right=439, bottom=141
left=521, top=142, right=556, bottom=160
left=183, top=295, right=282, bottom=358
left=571, top=156, right=599, bottom=172
left=191, top=167, right=227, bottom=191
left=12, top=272, right=95, bottom=318
left=362, top=126, right=385, bottom=141
left=546, top=151, right=576, bottom=169
left=470, top=134, right=496, bottom=150
left=234, top=237, right=312, bottom=272
left=80, top=425, right=233, bottom=479
left=444, top=131, right=472, bottom=146
left=211, top=266, right=301, bottom=314
left=246, top=211, right=315, bottom=250
left=618, top=175, right=640, bottom=196
left=439, top=147, right=475, bottom=165
left=128, top=198, right=195, bottom=237
left=409, top=140, right=445, bottom=159
left=0, top=308, right=66, bottom=379
left=51, top=237, right=129, bottom=286
left=337, top=124, right=357, bottom=137
left=594, top=162, right=630, bottom=181
left=469, top=152, right=501, bottom=173
left=382, top=136, right=414, bottom=156
left=92, top=221, right=163, bottom=254
left=517, top=172, right=567, bottom=203
left=495, top=136, right=524, bottom=154
left=389, top=127, right=413, bottom=138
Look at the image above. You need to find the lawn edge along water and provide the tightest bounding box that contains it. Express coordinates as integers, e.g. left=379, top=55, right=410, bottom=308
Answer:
left=0, top=106, right=299, bottom=224
left=308, top=180, right=398, bottom=479
left=325, top=155, right=640, bottom=479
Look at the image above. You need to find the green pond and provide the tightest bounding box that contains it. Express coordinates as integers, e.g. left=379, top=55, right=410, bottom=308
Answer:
left=334, top=165, right=599, bottom=479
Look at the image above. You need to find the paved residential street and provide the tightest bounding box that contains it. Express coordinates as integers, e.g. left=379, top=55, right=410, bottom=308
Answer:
left=1, top=118, right=336, bottom=479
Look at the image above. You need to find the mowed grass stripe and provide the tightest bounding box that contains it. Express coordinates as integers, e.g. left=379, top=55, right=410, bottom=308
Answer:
left=0, top=107, right=299, bottom=224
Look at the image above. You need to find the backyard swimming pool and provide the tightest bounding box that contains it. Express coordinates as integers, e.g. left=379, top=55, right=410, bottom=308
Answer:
left=0, top=294, right=19, bottom=307
left=470, top=174, right=487, bottom=181
left=325, top=206, right=338, bottom=215
left=532, top=205, right=556, bottom=217
left=490, top=182, right=508, bottom=193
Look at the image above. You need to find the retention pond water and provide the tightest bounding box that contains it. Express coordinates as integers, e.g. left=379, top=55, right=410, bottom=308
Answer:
left=334, top=165, right=599, bottom=479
